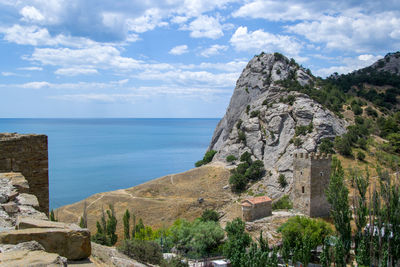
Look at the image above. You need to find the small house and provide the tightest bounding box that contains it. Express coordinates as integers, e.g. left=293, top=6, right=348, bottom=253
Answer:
left=241, top=196, right=272, bottom=221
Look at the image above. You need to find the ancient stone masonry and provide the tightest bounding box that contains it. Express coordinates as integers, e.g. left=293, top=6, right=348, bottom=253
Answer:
left=292, top=152, right=331, bottom=217
left=0, top=133, right=48, bottom=214
left=241, top=196, right=272, bottom=222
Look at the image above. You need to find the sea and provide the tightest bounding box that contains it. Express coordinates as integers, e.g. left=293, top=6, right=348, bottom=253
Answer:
left=0, top=118, right=220, bottom=209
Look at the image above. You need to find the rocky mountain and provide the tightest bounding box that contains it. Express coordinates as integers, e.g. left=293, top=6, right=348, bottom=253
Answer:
left=370, top=51, right=400, bottom=74
left=209, top=52, right=347, bottom=198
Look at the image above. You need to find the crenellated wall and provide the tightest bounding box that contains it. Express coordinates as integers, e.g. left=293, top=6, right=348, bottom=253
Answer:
left=292, top=152, right=331, bottom=217
left=0, top=133, right=48, bottom=214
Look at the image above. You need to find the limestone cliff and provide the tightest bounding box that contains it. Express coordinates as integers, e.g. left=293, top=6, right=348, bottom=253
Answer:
left=208, top=53, right=347, bottom=198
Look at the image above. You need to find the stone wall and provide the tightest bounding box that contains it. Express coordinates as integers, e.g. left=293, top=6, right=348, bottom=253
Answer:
left=292, top=153, right=331, bottom=217
left=242, top=201, right=272, bottom=221
left=0, top=133, right=48, bottom=214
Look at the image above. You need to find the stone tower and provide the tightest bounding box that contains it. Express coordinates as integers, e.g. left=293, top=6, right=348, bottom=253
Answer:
left=292, top=152, right=331, bottom=217
left=0, top=133, right=49, bottom=214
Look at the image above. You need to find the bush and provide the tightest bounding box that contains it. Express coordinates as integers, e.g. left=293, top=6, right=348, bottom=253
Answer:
left=319, top=138, right=335, bottom=154
left=226, top=155, right=237, bottom=163
left=250, top=110, right=260, bottom=118
left=118, top=239, right=163, bottom=265
left=295, top=125, right=308, bottom=136
left=357, top=151, right=366, bottom=161
left=278, top=174, right=288, bottom=188
left=236, top=119, right=243, bottom=129
left=195, top=150, right=217, bottom=167
left=240, top=151, right=252, bottom=164
left=238, top=130, right=246, bottom=144
left=352, top=104, right=363, bottom=115
left=229, top=171, right=248, bottom=192
left=272, top=195, right=292, bottom=210
left=293, top=137, right=303, bottom=148
left=246, top=105, right=250, bottom=115
left=244, top=160, right=265, bottom=180
left=262, top=99, right=268, bottom=105
left=365, top=106, right=378, bottom=117
left=334, top=136, right=352, bottom=156
left=201, top=209, right=219, bottom=222
left=161, top=257, right=189, bottom=267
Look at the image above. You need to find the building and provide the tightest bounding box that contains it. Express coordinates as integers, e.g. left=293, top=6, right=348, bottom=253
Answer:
left=241, top=196, right=272, bottom=221
left=292, top=152, right=331, bottom=217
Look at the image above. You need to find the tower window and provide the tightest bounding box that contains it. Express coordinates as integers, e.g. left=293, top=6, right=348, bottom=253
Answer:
left=302, top=186, right=305, bottom=193
left=320, top=172, right=323, bottom=176
left=300, top=171, right=303, bottom=175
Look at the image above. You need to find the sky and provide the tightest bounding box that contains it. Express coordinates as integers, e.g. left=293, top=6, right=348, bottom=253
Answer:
left=0, top=0, right=399, bottom=118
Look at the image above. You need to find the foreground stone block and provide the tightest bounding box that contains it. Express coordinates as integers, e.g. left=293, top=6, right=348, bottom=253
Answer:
left=0, top=249, right=67, bottom=266
left=16, top=193, right=39, bottom=208
left=16, top=217, right=78, bottom=230
left=0, top=227, right=91, bottom=260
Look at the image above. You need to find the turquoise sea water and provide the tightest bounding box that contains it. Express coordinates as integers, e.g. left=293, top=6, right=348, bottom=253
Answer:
left=0, top=118, right=219, bottom=209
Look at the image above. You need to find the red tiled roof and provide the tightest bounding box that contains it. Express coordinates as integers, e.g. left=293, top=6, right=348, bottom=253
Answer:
left=241, top=196, right=271, bottom=206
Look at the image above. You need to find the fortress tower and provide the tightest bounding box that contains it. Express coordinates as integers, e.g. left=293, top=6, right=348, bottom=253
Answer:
left=292, top=152, right=331, bottom=217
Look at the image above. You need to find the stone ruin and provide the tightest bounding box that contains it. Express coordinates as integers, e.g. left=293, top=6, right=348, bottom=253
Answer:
left=0, top=133, right=91, bottom=265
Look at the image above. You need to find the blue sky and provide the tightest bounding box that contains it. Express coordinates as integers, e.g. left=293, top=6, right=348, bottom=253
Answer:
left=0, top=0, right=399, bottom=118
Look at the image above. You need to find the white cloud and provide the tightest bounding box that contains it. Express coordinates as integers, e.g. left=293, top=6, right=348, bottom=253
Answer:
left=230, top=26, right=303, bottom=56
left=21, top=81, right=51, bottom=89
left=134, top=69, right=239, bottom=88
left=55, top=68, right=99, bottom=76
left=233, top=0, right=318, bottom=21
left=200, top=44, right=228, bottom=57
left=17, top=66, right=43, bottom=71
left=183, top=15, right=224, bottom=39
left=287, top=12, right=400, bottom=53
left=314, top=54, right=383, bottom=77
left=20, top=6, right=45, bottom=22
left=1, top=72, right=17, bottom=76
left=169, top=45, right=189, bottom=55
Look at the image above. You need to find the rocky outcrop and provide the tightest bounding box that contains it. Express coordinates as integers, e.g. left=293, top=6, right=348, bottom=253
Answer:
left=208, top=53, right=347, bottom=198
left=371, top=51, right=400, bottom=74
left=0, top=172, right=91, bottom=261
left=91, top=242, right=147, bottom=267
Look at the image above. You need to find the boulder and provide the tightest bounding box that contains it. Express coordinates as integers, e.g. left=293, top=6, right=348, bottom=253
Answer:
left=0, top=227, right=91, bottom=260
left=16, top=217, right=79, bottom=230
left=16, top=193, right=39, bottom=208
left=17, top=205, right=48, bottom=220
left=0, top=240, right=44, bottom=252
left=0, top=250, right=67, bottom=266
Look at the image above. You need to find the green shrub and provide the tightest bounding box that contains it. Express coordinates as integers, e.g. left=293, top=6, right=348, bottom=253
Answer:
left=195, top=150, right=217, bottom=167
left=334, top=136, right=352, bottom=157
left=262, top=99, right=268, bottom=105
left=293, top=137, right=303, bottom=148
left=272, top=195, right=292, bottom=210
left=161, top=257, right=189, bottom=267
left=240, top=151, right=252, bottom=164
left=244, top=160, right=265, bottom=180
left=238, top=130, right=246, bottom=144
left=352, top=104, right=363, bottom=115
left=250, top=110, right=260, bottom=118
left=118, top=239, right=163, bottom=265
left=226, top=155, right=237, bottom=163
left=357, top=151, right=366, bottom=161
left=201, top=209, right=219, bottom=222
left=365, top=106, right=378, bottom=117
left=295, top=125, right=308, bottom=136
left=278, top=174, right=288, bottom=188
left=236, top=119, right=243, bottom=129
left=246, top=105, right=250, bottom=115
left=229, top=171, right=248, bottom=192
left=319, top=138, right=335, bottom=154
left=91, top=205, right=118, bottom=246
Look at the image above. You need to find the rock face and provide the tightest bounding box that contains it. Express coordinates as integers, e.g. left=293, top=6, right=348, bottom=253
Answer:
left=370, top=51, right=400, bottom=74
left=208, top=53, right=346, bottom=198
left=0, top=226, right=91, bottom=260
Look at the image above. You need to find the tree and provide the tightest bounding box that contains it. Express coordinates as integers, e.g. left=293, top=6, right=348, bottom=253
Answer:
left=319, top=138, right=335, bottom=154
left=326, top=158, right=352, bottom=259
left=240, top=151, right=252, bottom=164
left=357, top=151, right=366, bottom=161
left=244, top=160, right=264, bottom=180
left=49, top=209, right=57, bottom=222
left=79, top=201, right=87, bottom=228
left=223, top=218, right=251, bottom=267
left=201, top=209, right=219, bottom=222
left=118, top=239, right=163, bottom=265
left=123, top=209, right=131, bottom=240
left=91, top=205, right=118, bottom=246
left=229, top=171, right=247, bottom=192
left=226, top=155, right=237, bottom=163
left=278, top=216, right=332, bottom=265
left=195, top=150, right=217, bottom=167
left=239, top=231, right=279, bottom=267
left=278, top=174, right=288, bottom=188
